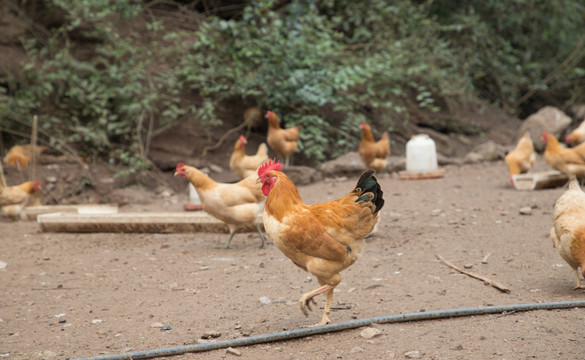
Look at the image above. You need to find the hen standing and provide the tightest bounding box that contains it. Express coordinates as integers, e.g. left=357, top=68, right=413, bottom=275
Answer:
left=0, top=180, right=42, bottom=219
left=542, top=132, right=585, bottom=180
left=258, top=159, right=384, bottom=326
left=229, top=135, right=269, bottom=179
left=175, top=164, right=266, bottom=248
left=505, top=132, right=535, bottom=184
left=551, top=177, right=585, bottom=289
left=358, top=123, right=390, bottom=172
left=265, top=111, right=301, bottom=166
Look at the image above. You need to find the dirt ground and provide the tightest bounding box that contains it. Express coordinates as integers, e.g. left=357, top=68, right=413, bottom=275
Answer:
left=1, top=155, right=585, bottom=360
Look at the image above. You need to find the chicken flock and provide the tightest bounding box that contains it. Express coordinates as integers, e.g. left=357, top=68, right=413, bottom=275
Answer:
left=4, top=108, right=585, bottom=327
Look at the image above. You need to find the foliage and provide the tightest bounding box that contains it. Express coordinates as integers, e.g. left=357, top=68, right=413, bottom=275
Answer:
left=1, top=0, right=584, bottom=169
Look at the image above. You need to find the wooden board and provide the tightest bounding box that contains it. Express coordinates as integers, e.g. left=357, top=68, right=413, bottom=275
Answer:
left=512, top=171, right=568, bottom=191
left=23, top=204, right=119, bottom=220
left=37, top=211, right=263, bottom=234
left=399, top=168, right=446, bottom=180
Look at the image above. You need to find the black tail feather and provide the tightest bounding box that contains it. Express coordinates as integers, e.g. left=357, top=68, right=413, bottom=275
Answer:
left=355, top=169, right=384, bottom=213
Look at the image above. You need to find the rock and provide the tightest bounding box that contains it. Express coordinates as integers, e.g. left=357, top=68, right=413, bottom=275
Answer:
left=259, top=296, right=271, bottom=304
left=0, top=260, right=6, bottom=270
left=201, top=330, right=221, bottom=339
left=404, top=350, right=421, bottom=359
left=465, top=141, right=507, bottom=163
left=320, top=152, right=364, bottom=176
left=463, top=151, right=484, bottom=164
left=519, top=106, right=572, bottom=152
left=350, top=346, right=365, bottom=353
left=91, top=319, right=102, bottom=324
left=150, top=322, right=164, bottom=328
left=226, top=347, right=241, bottom=356
left=360, top=327, right=381, bottom=339
left=284, top=165, right=322, bottom=185
left=519, top=206, right=532, bottom=215
left=209, top=164, right=223, bottom=173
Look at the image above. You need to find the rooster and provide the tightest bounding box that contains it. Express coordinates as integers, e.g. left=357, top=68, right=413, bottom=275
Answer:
left=551, top=177, right=585, bottom=289
left=175, top=164, right=266, bottom=248
left=505, top=132, right=535, bottom=185
left=358, top=122, right=390, bottom=172
left=0, top=180, right=42, bottom=220
left=265, top=111, right=301, bottom=166
left=229, top=135, right=269, bottom=179
left=565, top=119, right=585, bottom=146
left=258, top=159, right=384, bottom=326
left=542, top=132, right=585, bottom=181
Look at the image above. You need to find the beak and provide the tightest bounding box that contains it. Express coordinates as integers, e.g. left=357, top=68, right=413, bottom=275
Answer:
left=174, top=172, right=179, bottom=177
left=256, top=177, right=262, bottom=184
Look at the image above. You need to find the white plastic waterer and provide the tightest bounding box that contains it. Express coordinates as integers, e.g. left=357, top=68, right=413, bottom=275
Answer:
left=406, top=134, right=438, bottom=173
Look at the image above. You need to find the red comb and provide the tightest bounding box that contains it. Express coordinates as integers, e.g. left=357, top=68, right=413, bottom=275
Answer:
left=239, top=135, right=247, bottom=143
left=176, top=163, right=185, bottom=171
left=258, top=158, right=282, bottom=177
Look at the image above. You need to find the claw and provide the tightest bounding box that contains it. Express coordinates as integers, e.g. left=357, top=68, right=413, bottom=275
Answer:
left=299, top=295, right=317, bottom=316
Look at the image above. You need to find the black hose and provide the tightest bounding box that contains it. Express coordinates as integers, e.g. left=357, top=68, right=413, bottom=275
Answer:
left=72, top=300, right=585, bottom=360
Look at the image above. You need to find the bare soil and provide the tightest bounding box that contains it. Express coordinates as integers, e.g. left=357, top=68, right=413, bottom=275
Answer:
left=1, top=156, right=584, bottom=360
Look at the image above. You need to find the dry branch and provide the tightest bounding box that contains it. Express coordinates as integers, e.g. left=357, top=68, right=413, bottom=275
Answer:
left=436, top=254, right=511, bottom=293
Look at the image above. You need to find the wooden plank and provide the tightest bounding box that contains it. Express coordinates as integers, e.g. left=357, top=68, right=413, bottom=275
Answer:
left=23, top=204, right=119, bottom=220
left=37, top=212, right=263, bottom=234
left=512, top=171, right=568, bottom=191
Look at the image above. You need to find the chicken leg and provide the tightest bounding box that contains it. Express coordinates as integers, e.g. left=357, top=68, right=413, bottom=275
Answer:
left=572, top=269, right=585, bottom=290
left=299, top=284, right=334, bottom=327
left=224, top=223, right=266, bottom=249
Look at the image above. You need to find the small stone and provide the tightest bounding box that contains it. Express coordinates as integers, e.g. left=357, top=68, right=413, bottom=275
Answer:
left=161, top=326, right=172, bottom=331
left=150, top=322, right=164, bottom=328
left=464, top=264, right=473, bottom=269
left=226, top=347, right=241, bottom=356
left=351, top=346, right=365, bottom=353
left=404, top=350, right=421, bottom=359
left=91, top=319, right=102, bottom=324
left=58, top=319, right=66, bottom=324
left=360, top=327, right=381, bottom=339
left=201, top=330, right=221, bottom=339
left=519, top=207, right=532, bottom=215
left=259, top=296, right=271, bottom=304
left=0, top=261, right=7, bottom=270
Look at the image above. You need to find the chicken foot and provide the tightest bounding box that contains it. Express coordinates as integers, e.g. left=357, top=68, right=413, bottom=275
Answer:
left=224, top=223, right=266, bottom=249
left=299, top=284, right=334, bottom=327
left=572, top=269, right=585, bottom=290
left=224, top=231, right=237, bottom=249
left=254, top=223, right=266, bottom=248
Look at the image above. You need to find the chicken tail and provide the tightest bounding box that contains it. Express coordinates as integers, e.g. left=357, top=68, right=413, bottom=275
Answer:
left=354, top=169, right=384, bottom=214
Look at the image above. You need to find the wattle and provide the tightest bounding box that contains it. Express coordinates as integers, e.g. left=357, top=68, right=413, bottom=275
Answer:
left=262, top=183, right=271, bottom=196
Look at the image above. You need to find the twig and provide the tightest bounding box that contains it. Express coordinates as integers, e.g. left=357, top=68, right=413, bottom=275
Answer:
left=200, top=121, right=247, bottom=157
left=436, top=254, right=511, bottom=293
left=31, top=115, right=38, bottom=181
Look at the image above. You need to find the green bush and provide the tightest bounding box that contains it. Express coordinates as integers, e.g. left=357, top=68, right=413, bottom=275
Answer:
left=1, top=0, right=584, bottom=168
